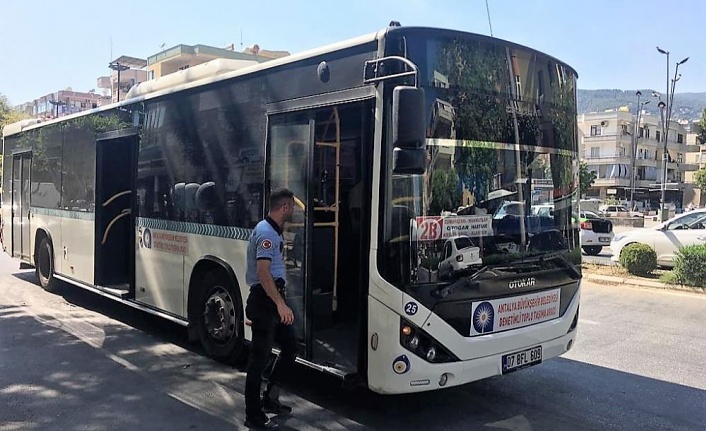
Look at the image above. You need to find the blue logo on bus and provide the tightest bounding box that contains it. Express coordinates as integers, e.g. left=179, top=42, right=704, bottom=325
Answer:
left=472, top=302, right=495, bottom=334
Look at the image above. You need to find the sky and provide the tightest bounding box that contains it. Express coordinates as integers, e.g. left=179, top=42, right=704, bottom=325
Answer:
left=1, top=0, right=704, bottom=105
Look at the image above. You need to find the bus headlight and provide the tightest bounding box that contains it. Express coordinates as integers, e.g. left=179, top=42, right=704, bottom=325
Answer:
left=400, top=318, right=458, bottom=363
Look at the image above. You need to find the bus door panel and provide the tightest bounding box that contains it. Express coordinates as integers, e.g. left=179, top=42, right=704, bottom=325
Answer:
left=95, top=131, right=137, bottom=292
left=267, top=114, right=312, bottom=349
left=11, top=152, right=32, bottom=261
left=267, top=101, right=370, bottom=373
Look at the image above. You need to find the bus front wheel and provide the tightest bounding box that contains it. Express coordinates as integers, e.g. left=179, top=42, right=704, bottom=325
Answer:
left=36, top=237, right=59, bottom=293
left=195, top=269, right=245, bottom=364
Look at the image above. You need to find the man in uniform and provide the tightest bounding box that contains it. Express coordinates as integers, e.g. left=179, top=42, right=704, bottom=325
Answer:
left=244, top=188, right=297, bottom=429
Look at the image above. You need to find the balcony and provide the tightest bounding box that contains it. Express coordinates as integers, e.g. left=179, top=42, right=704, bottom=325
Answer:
left=634, top=158, right=658, bottom=168
left=593, top=178, right=630, bottom=187
left=583, top=154, right=631, bottom=164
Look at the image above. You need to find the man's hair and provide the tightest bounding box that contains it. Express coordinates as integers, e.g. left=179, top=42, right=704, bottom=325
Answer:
left=269, top=188, right=295, bottom=210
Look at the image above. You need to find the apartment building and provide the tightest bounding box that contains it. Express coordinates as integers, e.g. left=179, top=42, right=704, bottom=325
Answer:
left=146, top=43, right=287, bottom=80
left=16, top=89, right=110, bottom=120
left=578, top=110, right=700, bottom=210
left=96, top=56, right=149, bottom=103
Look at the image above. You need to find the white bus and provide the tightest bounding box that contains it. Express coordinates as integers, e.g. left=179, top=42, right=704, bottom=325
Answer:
left=1, top=25, right=581, bottom=394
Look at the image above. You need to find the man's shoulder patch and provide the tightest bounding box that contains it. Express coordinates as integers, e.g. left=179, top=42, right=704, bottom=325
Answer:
left=261, top=239, right=273, bottom=250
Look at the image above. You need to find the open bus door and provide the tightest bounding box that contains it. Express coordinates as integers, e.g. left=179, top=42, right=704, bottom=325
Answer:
left=267, top=102, right=370, bottom=376
left=11, top=151, right=32, bottom=260
left=94, top=128, right=138, bottom=297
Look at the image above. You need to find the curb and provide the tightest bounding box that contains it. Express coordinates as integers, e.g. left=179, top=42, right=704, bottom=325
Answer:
left=582, top=273, right=706, bottom=295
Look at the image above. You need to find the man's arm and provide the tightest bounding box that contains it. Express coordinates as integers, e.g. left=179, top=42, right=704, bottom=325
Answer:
left=256, top=259, right=294, bottom=325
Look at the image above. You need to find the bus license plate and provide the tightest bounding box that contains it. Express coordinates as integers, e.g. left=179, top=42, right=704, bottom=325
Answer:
left=502, top=346, right=542, bottom=374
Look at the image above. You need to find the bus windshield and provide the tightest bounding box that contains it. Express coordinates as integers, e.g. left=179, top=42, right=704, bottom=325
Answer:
left=379, top=30, right=581, bottom=288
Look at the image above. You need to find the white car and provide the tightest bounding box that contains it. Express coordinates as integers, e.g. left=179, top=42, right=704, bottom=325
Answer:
left=438, top=236, right=483, bottom=279
left=579, top=210, right=614, bottom=256
left=599, top=204, right=643, bottom=218
left=531, top=205, right=614, bottom=255
left=611, top=209, right=706, bottom=267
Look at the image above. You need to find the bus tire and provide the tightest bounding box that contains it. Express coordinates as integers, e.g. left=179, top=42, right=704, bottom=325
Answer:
left=36, top=237, right=59, bottom=293
left=195, top=269, right=245, bottom=365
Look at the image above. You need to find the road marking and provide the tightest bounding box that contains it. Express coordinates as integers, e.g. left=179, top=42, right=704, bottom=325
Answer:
left=485, top=415, right=533, bottom=431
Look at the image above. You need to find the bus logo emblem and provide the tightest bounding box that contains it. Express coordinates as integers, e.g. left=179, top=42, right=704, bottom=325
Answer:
left=472, top=302, right=495, bottom=334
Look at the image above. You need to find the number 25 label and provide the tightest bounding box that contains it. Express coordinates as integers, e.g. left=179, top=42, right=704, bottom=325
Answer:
left=405, top=302, right=418, bottom=316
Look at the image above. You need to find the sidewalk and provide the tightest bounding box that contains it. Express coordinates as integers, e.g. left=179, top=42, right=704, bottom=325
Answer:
left=582, top=270, right=706, bottom=295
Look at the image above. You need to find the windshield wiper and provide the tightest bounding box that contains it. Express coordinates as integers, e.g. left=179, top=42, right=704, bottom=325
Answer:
left=431, top=266, right=486, bottom=299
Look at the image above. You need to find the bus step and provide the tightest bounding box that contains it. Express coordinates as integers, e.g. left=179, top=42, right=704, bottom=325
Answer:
left=100, top=284, right=131, bottom=299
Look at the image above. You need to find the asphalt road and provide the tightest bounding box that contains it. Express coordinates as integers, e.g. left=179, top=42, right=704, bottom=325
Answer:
left=582, top=249, right=616, bottom=266
left=1, top=252, right=705, bottom=431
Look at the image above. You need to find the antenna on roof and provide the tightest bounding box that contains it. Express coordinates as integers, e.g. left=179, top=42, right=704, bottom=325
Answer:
left=485, top=0, right=494, bottom=37
left=240, top=29, right=244, bottom=51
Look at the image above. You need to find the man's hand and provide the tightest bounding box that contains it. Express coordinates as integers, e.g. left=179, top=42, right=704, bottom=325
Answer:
left=277, top=302, right=294, bottom=325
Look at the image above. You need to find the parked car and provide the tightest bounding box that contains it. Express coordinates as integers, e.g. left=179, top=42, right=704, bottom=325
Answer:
left=611, top=209, right=706, bottom=268
left=438, top=236, right=483, bottom=279
left=599, top=204, right=643, bottom=218
left=579, top=210, right=614, bottom=255
left=531, top=205, right=613, bottom=255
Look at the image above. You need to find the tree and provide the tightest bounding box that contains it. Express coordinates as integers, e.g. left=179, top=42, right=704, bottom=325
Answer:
left=0, top=93, right=30, bottom=181
left=694, top=167, right=706, bottom=192
left=579, top=161, right=596, bottom=197
left=700, top=108, right=706, bottom=145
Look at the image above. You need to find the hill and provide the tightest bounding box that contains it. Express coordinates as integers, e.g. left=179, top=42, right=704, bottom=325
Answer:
left=577, top=89, right=706, bottom=121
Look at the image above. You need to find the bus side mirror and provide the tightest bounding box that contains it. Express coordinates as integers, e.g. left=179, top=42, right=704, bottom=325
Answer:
left=392, top=86, right=426, bottom=148
left=392, top=86, right=426, bottom=174
left=393, top=147, right=426, bottom=175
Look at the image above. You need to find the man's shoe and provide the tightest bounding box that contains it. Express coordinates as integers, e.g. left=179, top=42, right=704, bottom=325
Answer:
left=263, top=399, right=292, bottom=415
left=244, top=416, right=278, bottom=429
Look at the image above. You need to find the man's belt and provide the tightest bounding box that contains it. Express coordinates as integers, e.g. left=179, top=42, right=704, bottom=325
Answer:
left=252, top=278, right=286, bottom=296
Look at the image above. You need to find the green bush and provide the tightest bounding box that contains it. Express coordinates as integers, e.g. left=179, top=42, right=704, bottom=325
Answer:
left=672, top=244, right=706, bottom=287
left=619, top=243, right=657, bottom=275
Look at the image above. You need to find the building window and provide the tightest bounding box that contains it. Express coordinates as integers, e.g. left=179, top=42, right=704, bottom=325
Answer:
left=514, top=75, right=522, bottom=101
left=590, top=147, right=600, bottom=158
left=590, top=125, right=601, bottom=136
left=656, top=130, right=661, bottom=142
left=678, top=153, right=683, bottom=163
left=677, top=133, right=684, bottom=144
left=639, top=127, right=644, bottom=138
left=645, top=128, right=650, bottom=139
left=621, top=124, right=629, bottom=135
left=618, top=147, right=625, bottom=156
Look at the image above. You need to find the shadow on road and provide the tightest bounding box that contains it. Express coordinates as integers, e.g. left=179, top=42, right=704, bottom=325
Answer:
left=4, top=273, right=705, bottom=431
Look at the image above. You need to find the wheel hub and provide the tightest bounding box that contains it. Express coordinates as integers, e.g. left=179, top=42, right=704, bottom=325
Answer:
left=203, top=289, right=236, bottom=343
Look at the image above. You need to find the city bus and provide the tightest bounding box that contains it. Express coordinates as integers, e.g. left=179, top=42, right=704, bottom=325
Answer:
left=1, top=24, right=581, bottom=394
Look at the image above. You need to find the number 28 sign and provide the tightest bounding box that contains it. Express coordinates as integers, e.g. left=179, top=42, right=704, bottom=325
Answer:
left=416, top=216, right=443, bottom=241
left=415, top=215, right=493, bottom=241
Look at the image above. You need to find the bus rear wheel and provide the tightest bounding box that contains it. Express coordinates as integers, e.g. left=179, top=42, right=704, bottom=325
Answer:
left=36, top=237, right=59, bottom=293
left=196, top=269, right=245, bottom=364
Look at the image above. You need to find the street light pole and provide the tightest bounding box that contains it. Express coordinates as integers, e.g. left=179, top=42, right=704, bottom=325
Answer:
left=630, top=91, right=649, bottom=211
left=630, top=91, right=641, bottom=211
left=657, top=47, right=670, bottom=221
left=108, top=62, right=130, bottom=102
left=656, top=47, right=688, bottom=221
